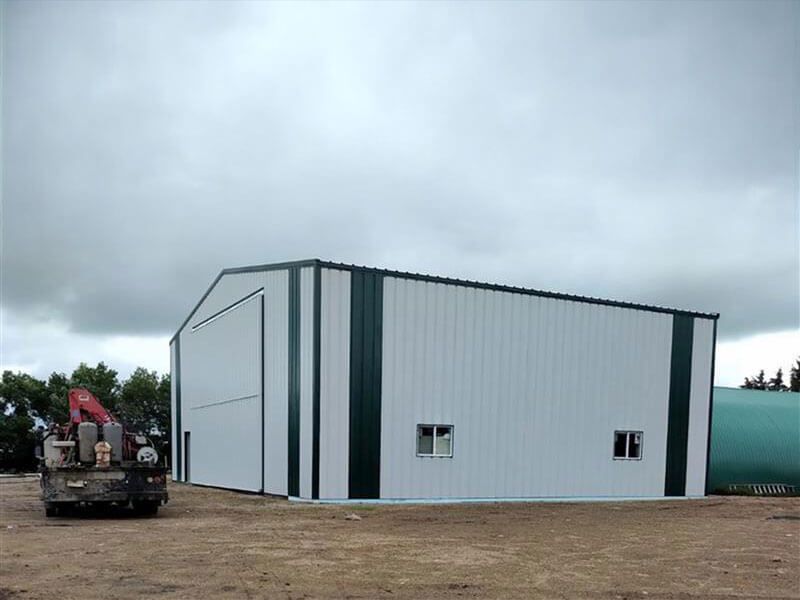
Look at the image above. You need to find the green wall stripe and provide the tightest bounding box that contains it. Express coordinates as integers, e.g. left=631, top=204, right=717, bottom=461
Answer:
left=287, top=268, right=301, bottom=497
left=175, top=337, right=182, bottom=481
left=665, top=315, right=694, bottom=496
left=348, top=271, right=383, bottom=499
left=311, top=265, right=322, bottom=499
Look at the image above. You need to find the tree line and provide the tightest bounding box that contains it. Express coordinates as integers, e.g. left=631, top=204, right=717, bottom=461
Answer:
left=741, top=357, right=800, bottom=392
left=0, top=362, right=170, bottom=472
left=2, top=354, right=797, bottom=472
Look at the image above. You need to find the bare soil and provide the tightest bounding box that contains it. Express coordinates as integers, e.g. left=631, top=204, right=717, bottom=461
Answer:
left=1, top=476, right=798, bottom=599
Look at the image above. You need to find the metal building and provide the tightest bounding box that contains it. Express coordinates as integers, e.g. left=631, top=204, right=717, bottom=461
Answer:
left=170, top=259, right=718, bottom=501
left=707, top=387, right=800, bottom=493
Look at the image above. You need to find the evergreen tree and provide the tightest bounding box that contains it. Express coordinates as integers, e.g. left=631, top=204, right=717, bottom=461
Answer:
left=791, top=358, right=800, bottom=393
left=767, top=368, right=788, bottom=391
left=742, top=369, right=767, bottom=390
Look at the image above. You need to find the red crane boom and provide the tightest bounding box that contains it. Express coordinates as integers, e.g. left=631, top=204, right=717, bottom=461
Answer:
left=68, top=388, right=116, bottom=426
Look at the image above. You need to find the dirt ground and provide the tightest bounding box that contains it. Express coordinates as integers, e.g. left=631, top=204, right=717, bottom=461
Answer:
left=0, top=476, right=798, bottom=599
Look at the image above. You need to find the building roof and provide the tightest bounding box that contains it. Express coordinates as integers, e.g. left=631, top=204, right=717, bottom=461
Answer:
left=170, top=258, right=720, bottom=344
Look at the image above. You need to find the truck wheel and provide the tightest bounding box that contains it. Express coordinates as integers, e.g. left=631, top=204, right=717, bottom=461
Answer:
left=132, top=500, right=159, bottom=516
left=44, top=504, right=59, bottom=517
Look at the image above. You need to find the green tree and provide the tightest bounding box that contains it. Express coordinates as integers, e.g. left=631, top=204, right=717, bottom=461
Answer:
left=0, top=364, right=172, bottom=472
left=0, top=371, right=49, bottom=417
left=41, top=372, right=71, bottom=425
left=767, top=368, right=788, bottom=392
left=0, top=412, right=37, bottom=472
left=70, top=362, right=120, bottom=414
left=791, top=358, right=800, bottom=393
left=0, top=371, right=47, bottom=471
left=742, top=369, right=767, bottom=390
left=119, top=368, right=171, bottom=458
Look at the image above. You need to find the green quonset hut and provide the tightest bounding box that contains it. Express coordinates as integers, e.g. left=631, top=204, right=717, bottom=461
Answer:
left=708, top=387, right=800, bottom=493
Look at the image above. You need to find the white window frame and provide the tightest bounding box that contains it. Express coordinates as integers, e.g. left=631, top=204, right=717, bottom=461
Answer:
left=416, top=424, right=454, bottom=458
left=613, top=430, right=643, bottom=461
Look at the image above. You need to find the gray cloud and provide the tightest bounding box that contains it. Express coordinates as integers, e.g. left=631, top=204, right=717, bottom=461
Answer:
left=2, top=1, right=798, bottom=350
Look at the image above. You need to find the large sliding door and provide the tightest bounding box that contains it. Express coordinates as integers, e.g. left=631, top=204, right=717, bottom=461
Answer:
left=181, top=292, right=263, bottom=492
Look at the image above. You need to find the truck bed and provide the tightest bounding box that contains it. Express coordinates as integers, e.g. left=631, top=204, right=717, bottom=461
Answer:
left=40, top=464, right=168, bottom=516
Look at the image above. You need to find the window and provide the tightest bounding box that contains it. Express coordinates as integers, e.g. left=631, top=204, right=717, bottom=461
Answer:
left=417, top=424, right=453, bottom=457
left=613, top=431, right=642, bottom=460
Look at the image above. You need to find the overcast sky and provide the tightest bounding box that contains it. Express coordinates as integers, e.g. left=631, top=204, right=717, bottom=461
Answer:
left=2, top=1, right=798, bottom=386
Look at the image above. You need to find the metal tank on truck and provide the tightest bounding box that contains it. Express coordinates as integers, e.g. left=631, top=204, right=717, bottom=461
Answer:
left=38, top=388, right=168, bottom=516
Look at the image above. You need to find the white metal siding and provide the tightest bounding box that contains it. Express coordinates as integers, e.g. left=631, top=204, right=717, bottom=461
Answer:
left=319, top=268, right=351, bottom=499
left=180, top=295, right=262, bottom=491
left=176, top=270, right=289, bottom=495
left=262, top=271, right=289, bottom=495
left=380, top=277, right=675, bottom=499
left=299, top=267, right=314, bottom=499
left=685, top=318, right=714, bottom=496
left=174, top=262, right=716, bottom=501
left=190, top=273, right=261, bottom=324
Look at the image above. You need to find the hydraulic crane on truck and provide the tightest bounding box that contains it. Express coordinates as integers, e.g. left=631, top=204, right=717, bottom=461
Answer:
left=38, top=388, right=168, bottom=516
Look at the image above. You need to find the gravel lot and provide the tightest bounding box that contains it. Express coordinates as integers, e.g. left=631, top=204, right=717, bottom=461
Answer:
left=1, top=476, right=798, bottom=599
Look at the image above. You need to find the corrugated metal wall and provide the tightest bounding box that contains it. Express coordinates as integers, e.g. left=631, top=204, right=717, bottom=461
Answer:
left=299, top=267, right=315, bottom=498
left=173, top=262, right=716, bottom=501
left=708, top=387, right=800, bottom=491
left=262, top=271, right=289, bottom=495
left=175, top=269, right=290, bottom=494
left=379, top=277, right=677, bottom=499
left=685, top=318, right=715, bottom=496
left=318, top=268, right=351, bottom=499
left=180, top=295, right=262, bottom=491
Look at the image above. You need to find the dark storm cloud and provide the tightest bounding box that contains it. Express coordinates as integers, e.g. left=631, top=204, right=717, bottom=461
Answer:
left=2, top=1, right=798, bottom=342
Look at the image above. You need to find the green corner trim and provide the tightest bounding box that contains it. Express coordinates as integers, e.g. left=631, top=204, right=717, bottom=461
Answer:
left=288, top=268, right=301, bottom=497
left=665, top=315, right=694, bottom=496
